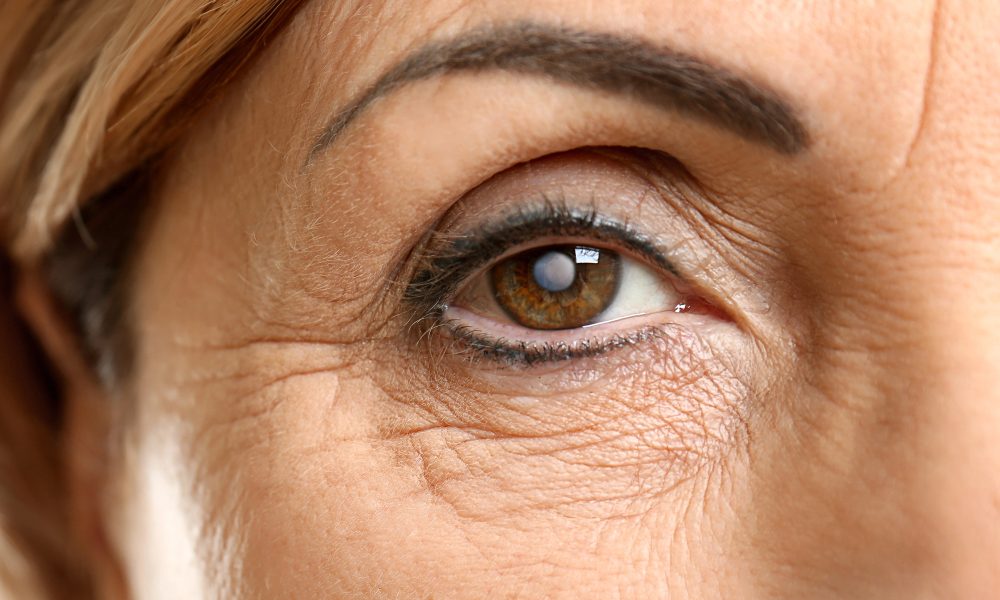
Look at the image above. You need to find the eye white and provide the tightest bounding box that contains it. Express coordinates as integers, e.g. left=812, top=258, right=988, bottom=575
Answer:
left=591, top=255, right=679, bottom=324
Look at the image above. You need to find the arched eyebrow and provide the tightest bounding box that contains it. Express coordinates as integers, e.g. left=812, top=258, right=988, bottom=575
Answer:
left=307, top=21, right=810, bottom=161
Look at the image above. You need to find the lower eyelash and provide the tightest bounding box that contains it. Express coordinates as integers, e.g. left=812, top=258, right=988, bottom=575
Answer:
left=440, top=320, right=664, bottom=367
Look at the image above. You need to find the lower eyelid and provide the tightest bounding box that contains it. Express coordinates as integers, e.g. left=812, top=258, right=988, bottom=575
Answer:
left=441, top=305, right=694, bottom=344
left=435, top=305, right=736, bottom=369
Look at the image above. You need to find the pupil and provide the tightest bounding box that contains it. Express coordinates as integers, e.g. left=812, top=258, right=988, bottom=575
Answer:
left=532, top=251, right=576, bottom=292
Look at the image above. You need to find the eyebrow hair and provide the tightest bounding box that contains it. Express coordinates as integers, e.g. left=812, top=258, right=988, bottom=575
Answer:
left=308, top=22, right=809, bottom=160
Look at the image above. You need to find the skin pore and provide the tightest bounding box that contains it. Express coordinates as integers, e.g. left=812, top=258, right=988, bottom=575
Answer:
left=37, top=0, right=999, bottom=598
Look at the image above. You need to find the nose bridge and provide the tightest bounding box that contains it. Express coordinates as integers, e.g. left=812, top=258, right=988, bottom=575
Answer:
left=889, top=193, right=1000, bottom=595
left=883, top=264, right=1000, bottom=595
left=828, top=19, right=1000, bottom=587
left=860, top=214, right=1000, bottom=405
left=833, top=0, right=1000, bottom=414
left=771, top=195, right=1000, bottom=595
left=866, top=120, right=1000, bottom=412
left=777, top=29, right=1000, bottom=591
left=807, top=172, right=998, bottom=415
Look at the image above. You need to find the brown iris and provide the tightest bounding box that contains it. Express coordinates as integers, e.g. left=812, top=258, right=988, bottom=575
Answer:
left=491, top=245, right=621, bottom=330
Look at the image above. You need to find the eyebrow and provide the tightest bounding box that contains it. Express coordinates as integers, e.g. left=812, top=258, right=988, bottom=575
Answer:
left=308, top=21, right=809, bottom=160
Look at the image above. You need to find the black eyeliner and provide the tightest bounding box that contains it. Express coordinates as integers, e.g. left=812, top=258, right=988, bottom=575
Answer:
left=445, top=322, right=665, bottom=367
left=403, top=200, right=678, bottom=322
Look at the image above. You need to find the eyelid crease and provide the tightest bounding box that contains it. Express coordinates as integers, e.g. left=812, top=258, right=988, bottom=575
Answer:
left=402, top=200, right=680, bottom=325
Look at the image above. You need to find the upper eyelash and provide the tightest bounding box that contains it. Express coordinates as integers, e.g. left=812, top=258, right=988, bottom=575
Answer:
left=402, top=199, right=678, bottom=322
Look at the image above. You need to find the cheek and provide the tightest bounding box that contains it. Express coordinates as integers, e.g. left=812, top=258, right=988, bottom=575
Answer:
left=123, top=238, right=758, bottom=594
left=377, top=334, right=751, bottom=524
left=169, top=370, right=521, bottom=597
left=136, top=329, right=754, bottom=598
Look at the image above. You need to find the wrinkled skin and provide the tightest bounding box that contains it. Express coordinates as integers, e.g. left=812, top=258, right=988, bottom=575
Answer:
left=36, top=1, right=1000, bottom=598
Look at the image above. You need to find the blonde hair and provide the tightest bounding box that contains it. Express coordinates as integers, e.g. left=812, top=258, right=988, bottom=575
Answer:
left=1, top=0, right=305, bottom=262
left=0, top=0, right=305, bottom=596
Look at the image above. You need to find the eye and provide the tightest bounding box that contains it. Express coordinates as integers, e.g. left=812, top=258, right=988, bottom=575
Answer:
left=403, top=203, right=724, bottom=366
left=453, top=244, right=682, bottom=330
left=448, top=241, right=696, bottom=333
left=492, top=245, right=621, bottom=329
